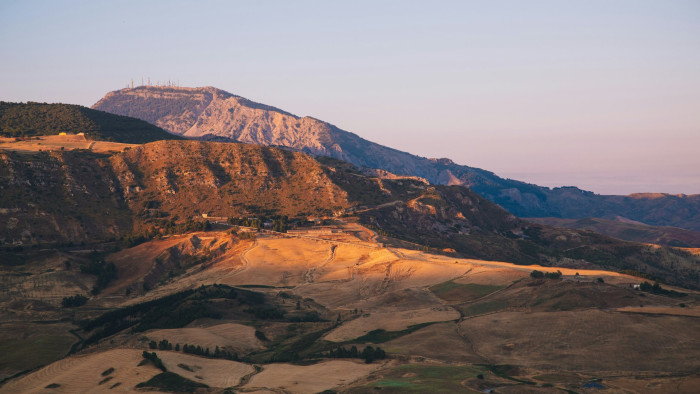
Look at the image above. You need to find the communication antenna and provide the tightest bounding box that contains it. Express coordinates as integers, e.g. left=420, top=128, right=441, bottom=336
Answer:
left=131, top=79, right=133, bottom=88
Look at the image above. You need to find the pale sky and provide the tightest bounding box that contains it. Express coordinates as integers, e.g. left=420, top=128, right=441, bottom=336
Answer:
left=1, top=0, right=699, bottom=195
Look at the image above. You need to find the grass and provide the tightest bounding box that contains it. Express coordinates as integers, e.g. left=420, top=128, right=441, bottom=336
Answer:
left=136, top=372, right=208, bottom=392
left=459, top=300, right=509, bottom=316
left=246, top=325, right=336, bottom=363
left=0, top=327, right=77, bottom=374
left=476, top=364, right=536, bottom=385
left=348, top=364, right=486, bottom=393
left=430, top=281, right=504, bottom=302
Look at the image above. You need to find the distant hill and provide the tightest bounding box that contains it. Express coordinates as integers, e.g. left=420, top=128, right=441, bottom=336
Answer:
left=92, top=86, right=700, bottom=232
left=2, top=140, right=698, bottom=289
left=0, top=101, right=181, bottom=143
left=528, top=216, right=700, bottom=248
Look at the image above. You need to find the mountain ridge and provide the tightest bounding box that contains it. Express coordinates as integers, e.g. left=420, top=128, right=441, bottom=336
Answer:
left=2, top=139, right=699, bottom=289
left=92, top=86, right=700, bottom=232
left=0, top=101, right=180, bottom=143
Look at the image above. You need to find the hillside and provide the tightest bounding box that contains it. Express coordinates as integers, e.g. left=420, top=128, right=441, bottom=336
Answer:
left=530, top=216, right=700, bottom=248
left=92, top=86, right=700, bottom=232
left=0, top=101, right=181, bottom=143
left=2, top=140, right=699, bottom=289
left=2, top=228, right=699, bottom=392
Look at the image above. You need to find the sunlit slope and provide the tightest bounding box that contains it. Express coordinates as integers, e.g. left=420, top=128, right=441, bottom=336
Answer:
left=93, top=86, right=700, bottom=231
left=3, top=227, right=699, bottom=393
left=3, top=139, right=699, bottom=289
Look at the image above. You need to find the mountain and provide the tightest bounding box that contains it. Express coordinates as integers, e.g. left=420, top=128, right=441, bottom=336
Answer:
left=529, top=216, right=700, bottom=248
left=0, top=101, right=181, bottom=143
left=92, top=86, right=700, bottom=232
left=2, top=140, right=698, bottom=289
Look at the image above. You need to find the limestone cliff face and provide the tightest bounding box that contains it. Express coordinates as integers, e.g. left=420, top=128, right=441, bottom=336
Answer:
left=92, top=87, right=507, bottom=195
left=93, top=86, right=700, bottom=231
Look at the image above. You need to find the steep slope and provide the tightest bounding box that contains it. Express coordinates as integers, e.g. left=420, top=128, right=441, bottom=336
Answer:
left=0, top=149, right=132, bottom=245
left=0, top=101, right=181, bottom=143
left=2, top=140, right=698, bottom=288
left=92, top=86, right=700, bottom=231
left=110, top=140, right=350, bottom=224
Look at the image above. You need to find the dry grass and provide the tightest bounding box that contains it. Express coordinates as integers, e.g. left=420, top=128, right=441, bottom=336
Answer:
left=157, top=351, right=253, bottom=388
left=616, top=305, right=700, bottom=317
left=0, top=134, right=136, bottom=154
left=382, top=322, right=482, bottom=363
left=146, top=322, right=263, bottom=353
left=244, top=360, right=379, bottom=393
left=602, top=374, right=700, bottom=393
left=0, top=322, right=78, bottom=381
left=324, top=307, right=459, bottom=342
left=0, top=348, right=161, bottom=393
left=460, top=309, right=700, bottom=373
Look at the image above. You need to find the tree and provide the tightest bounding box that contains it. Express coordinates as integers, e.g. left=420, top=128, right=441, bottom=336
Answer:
left=544, top=270, right=562, bottom=279
left=61, top=294, right=88, bottom=308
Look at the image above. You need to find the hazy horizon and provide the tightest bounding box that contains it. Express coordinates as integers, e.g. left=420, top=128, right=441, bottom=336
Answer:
left=2, top=0, right=698, bottom=195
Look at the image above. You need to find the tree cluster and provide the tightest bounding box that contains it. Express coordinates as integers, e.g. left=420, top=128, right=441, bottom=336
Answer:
left=80, top=285, right=241, bottom=346
left=80, top=254, right=117, bottom=294
left=639, top=281, right=686, bottom=298
left=228, top=215, right=288, bottom=233
left=61, top=294, right=88, bottom=308
left=182, top=344, right=238, bottom=360
left=530, top=270, right=562, bottom=279
left=147, top=339, right=238, bottom=361
left=325, top=345, right=387, bottom=363
left=245, top=305, right=285, bottom=320
left=122, top=220, right=211, bottom=248
left=141, top=351, right=166, bottom=372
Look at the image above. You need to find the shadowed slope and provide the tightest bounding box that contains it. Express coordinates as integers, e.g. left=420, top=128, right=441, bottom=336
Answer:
left=0, top=101, right=180, bottom=143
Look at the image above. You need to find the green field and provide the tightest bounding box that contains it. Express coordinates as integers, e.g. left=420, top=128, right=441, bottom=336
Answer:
left=0, top=323, right=78, bottom=380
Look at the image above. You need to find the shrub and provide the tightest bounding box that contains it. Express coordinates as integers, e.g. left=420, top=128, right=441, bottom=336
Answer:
left=141, top=351, right=166, bottom=372
left=136, top=372, right=208, bottom=392
left=530, top=270, right=544, bottom=279
left=61, top=294, right=88, bottom=308
left=544, top=270, right=562, bottom=279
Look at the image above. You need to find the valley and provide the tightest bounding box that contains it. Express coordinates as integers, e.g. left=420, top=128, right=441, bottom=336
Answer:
left=1, top=102, right=699, bottom=393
